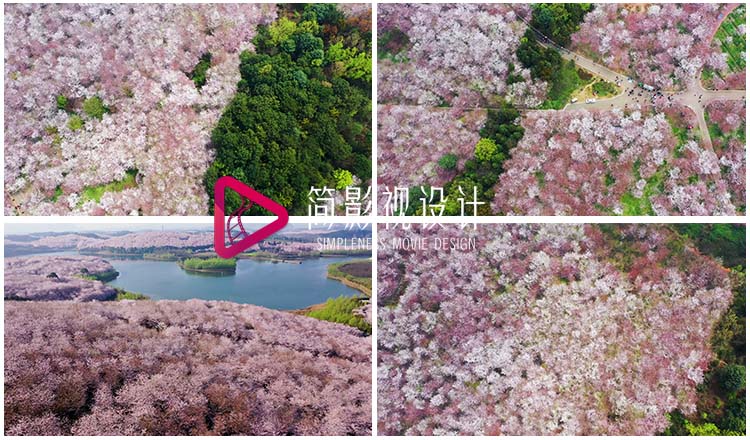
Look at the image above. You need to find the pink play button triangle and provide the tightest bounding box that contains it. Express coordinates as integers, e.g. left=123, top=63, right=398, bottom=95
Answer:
left=213, top=176, right=289, bottom=258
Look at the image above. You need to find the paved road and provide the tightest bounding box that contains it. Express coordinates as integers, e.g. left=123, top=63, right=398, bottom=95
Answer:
left=393, top=11, right=745, bottom=150
left=532, top=27, right=745, bottom=149
left=518, top=9, right=746, bottom=148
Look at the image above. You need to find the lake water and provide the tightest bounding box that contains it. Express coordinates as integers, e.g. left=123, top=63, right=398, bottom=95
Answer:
left=106, top=257, right=364, bottom=310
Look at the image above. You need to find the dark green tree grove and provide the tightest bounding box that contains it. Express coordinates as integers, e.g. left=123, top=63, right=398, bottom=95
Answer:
left=206, top=4, right=371, bottom=215
left=530, top=3, right=592, bottom=47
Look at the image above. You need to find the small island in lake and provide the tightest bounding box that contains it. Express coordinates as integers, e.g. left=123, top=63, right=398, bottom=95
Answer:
left=178, top=257, right=237, bottom=275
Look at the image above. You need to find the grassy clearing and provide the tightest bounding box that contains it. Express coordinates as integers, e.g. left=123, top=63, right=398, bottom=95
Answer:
left=666, top=113, right=699, bottom=158
left=79, top=168, right=138, bottom=205
left=714, top=5, right=746, bottom=73
left=619, top=165, right=667, bottom=216
left=591, top=80, right=619, bottom=97
left=542, top=60, right=587, bottom=109
left=114, top=288, right=150, bottom=301
left=543, top=63, right=619, bottom=109
left=306, top=295, right=371, bottom=335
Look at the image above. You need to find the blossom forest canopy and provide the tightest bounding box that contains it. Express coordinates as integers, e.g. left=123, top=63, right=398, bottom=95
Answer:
left=4, top=3, right=371, bottom=216
left=378, top=224, right=745, bottom=435
left=377, top=3, right=745, bottom=216
left=4, top=300, right=372, bottom=435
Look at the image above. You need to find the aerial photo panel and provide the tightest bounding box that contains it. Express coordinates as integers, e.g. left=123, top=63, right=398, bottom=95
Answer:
left=2, top=1, right=748, bottom=439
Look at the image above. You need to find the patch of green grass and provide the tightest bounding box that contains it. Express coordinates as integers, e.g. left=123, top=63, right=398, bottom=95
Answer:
left=114, top=288, right=150, bottom=301
left=534, top=170, right=546, bottom=188
left=189, top=53, right=212, bottom=89
left=306, top=295, right=371, bottom=335
left=620, top=166, right=668, bottom=215
left=701, top=67, right=716, bottom=82
left=79, top=168, right=138, bottom=205
left=620, top=192, right=652, bottom=216
left=50, top=185, right=63, bottom=203
left=708, top=122, right=724, bottom=141
left=542, top=60, right=586, bottom=109
left=714, top=5, right=746, bottom=73
left=667, top=114, right=691, bottom=157
left=592, top=80, right=618, bottom=97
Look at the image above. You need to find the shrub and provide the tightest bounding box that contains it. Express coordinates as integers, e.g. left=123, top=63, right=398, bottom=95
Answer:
left=114, top=289, right=149, bottom=301
left=189, top=53, right=212, bottom=89
left=78, top=269, right=119, bottom=282
left=56, top=95, right=68, bottom=111
left=718, top=365, right=746, bottom=392
left=685, top=421, right=721, bottom=436
left=333, top=169, right=354, bottom=189
left=82, top=96, right=108, bottom=120
left=68, top=115, right=84, bottom=131
left=474, top=138, right=497, bottom=162
left=438, top=153, right=458, bottom=170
